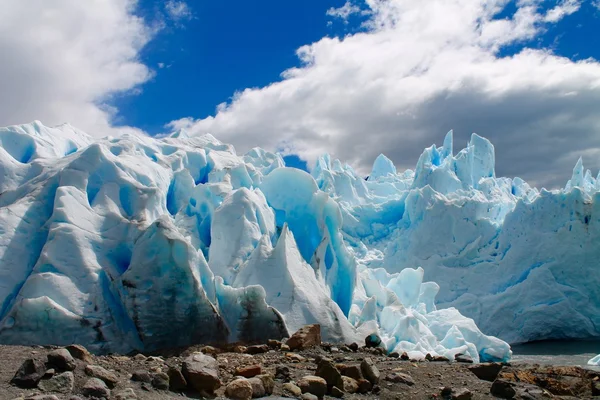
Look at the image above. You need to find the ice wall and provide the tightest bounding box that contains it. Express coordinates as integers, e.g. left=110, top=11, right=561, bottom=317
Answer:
left=1, top=121, right=591, bottom=359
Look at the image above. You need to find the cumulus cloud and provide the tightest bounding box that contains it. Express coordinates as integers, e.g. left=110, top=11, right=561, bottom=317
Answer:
left=0, top=0, right=154, bottom=138
left=168, top=0, right=600, bottom=189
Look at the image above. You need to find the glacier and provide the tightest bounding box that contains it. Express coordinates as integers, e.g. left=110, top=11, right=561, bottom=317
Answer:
left=0, top=121, right=597, bottom=362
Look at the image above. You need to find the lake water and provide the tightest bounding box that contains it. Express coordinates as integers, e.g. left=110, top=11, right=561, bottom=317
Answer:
left=510, top=340, right=600, bottom=369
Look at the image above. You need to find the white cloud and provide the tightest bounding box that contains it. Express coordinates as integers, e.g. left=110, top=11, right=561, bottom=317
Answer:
left=169, top=0, right=599, bottom=188
left=544, top=0, right=581, bottom=22
left=165, top=1, right=194, bottom=24
left=0, top=0, right=154, bottom=137
left=327, top=1, right=363, bottom=22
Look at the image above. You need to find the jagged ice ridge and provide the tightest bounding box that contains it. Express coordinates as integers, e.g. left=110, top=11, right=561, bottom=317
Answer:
left=1, top=121, right=597, bottom=362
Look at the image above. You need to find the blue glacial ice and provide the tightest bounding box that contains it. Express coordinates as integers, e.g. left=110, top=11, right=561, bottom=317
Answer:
left=1, top=121, right=597, bottom=361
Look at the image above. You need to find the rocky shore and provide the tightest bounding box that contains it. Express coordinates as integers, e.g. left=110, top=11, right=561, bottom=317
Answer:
left=2, top=325, right=600, bottom=400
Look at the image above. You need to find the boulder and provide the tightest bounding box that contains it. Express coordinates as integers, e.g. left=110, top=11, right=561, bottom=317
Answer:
left=275, top=364, right=290, bottom=381
left=47, top=349, right=76, bottom=371
left=342, top=376, right=359, bottom=394
left=297, top=375, right=327, bottom=397
left=235, top=364, right=262, bottom=378
left=452, top=388, right=473, bottom=400
left=81, top=377, right=110, bottom=398
left=337, top=364, right=362, bottom=381
left=257, top=374, right=275, bottom=395
left=283, top=382, right=302, bottom=396
left=491, top=379, right=517, bottom=398
left=11, top=358, right=46, bottom=388
left=167, top=366, right=187, bottom=391
left=182, top=353, right=221, bottom=393
left=287, top=324, right=321, bottom=350
left=245, top=345, right=269, bottom=355
left=360, top=357, right=380, bottom=385
left=131, top=370, right=153, bottom=383
left=455, top=353, right=473, bottom=363
left=365, top=333, right=382, bottom=348
left=385, top=372, right=415, bottom=386
left=65, top=345, right=92, bottom=363
left=85, top=365, right=118, bottom=388
left=114, top=388, right=138, bottom=400
left=247, top=377, right=265, bottom=397
left=38, top=371, right=74, bottom=394
left=315, top=358, right=344, bottom=391
left=357, top=378, right=372, bottom=393
left=468, top=363, right=503, bottom=382
left=225, top=378, right=253, bottom=400
left=152, top=372, right=169, bottom=390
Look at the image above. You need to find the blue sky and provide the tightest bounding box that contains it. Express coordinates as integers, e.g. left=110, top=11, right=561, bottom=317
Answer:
left=2, top=0, right=600, bottom=187
left=115, top=0, right=600, bottom=135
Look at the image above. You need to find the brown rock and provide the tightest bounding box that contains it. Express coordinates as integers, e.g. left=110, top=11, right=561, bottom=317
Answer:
left=167, top=366, right=187, bottom=391
left=331, top=386, right=344, bottom=398
left=257, top=374, right=275, bottom=395
left=65, top=345, right=92, bottom=363
left=283, top=382, right=302, bottom=396
left=182, top=353, right=221, bottom=393
left=315, top=358, right=344, bottom=391
left=297, top=375, right=327, bottom=397
left=287, top=324, right=321, bottom=350
left=267, top=339, right=282, bottom=349
left=342, top=376, right=359, bottom=394
left=246, top=344, right=269, bottom=354
left=452, top=388, right=473, bottom=400
left=225, top=378, right=253, bottom=400
left=235, top=364, right=262, bottom=378
left=401, top=352, right=410, bottom=360
left=468, top=363, right=503, bottom=382
left=81, top=377, right=110, bottom=398
left=337, top=364, right=362, bottom=380
left=357, top=378, right=372, bottom=393
left=151, top=372, right=169, bottom=390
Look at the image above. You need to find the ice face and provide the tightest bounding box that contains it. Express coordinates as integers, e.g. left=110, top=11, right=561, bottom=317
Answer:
left=0, top=120, right=588, bottom=360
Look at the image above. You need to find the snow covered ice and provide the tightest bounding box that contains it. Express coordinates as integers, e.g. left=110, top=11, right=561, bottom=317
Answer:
left=1, top=121, right=598, bottom=362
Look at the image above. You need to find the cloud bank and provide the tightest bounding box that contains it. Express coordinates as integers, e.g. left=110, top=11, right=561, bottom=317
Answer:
left=169, top=0, right=600, bottom=188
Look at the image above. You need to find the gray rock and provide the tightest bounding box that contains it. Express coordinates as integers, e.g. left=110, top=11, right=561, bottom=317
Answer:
left=182, top=353, right=221, bottom=393
left=452, top=388, right=473, bottom=400
left=131, top=370, right=153, bottom=383
left=167, top=366, right=187, bottom=391
left=81, top=377, right=110, bottom=398
left=24, top=396, right=60, bottom=400
left=47, top=349, right=76, bottom=371
left=11, top=358, right=47, bottom=388
left=225, top=378, right=253, bottom=400
left=151, top=372, right=169, bottom=390
left=360, top=357, right=380, bottom=385
left=114, top=388, right=137, bottom=400
left=385, top=372, right=415, bottom=386
left=297, top=375, right=327, bottom=397
left=301, top=394, right=318, bottom=400
left=248, top=377, right=266, bottom=397
left=39, top=371, right=74, bottom=394
left=85, top=364, right=118, bottom=388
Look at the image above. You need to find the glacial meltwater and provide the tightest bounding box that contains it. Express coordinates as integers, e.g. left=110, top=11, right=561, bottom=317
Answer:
left=511, top=340, right=600, bottom=368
